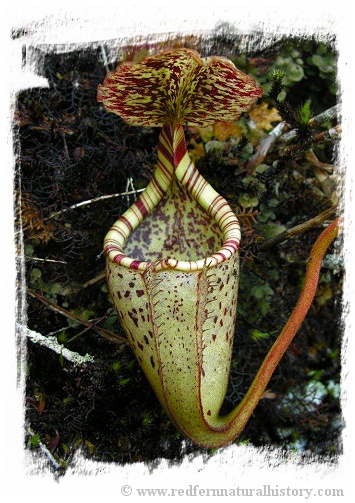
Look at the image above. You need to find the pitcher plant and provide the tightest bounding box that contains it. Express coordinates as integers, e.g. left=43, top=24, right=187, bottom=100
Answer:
left=97, top=49, right=340, bottom=448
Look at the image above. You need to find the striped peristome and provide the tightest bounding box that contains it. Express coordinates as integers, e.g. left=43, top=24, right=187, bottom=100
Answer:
left=97, top=48, right=262, bottom=127
left=104, top=125, right=241, bottom=272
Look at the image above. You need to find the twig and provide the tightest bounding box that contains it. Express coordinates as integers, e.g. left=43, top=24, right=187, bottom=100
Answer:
left=27, top=427, right=63, bottom=470
left=125, top=177, right=135, bottom=206
left=61, top=132, right=70, bottom=161
left=260, top=206, right=338, bottom=250
left=246, top=121, right=286, bottom=175
left=312, top=125, right=342, bottom=143
left=82, top=271, right=106, bottom=288
left=45, top=189, right=145, bottom=220
left=100, top=45, right=111, bottom=73
left=27, top=288, right=128, bottom=345
left=25, top=256, right=67, bottom=264
left=279, top=105, right=340, bottom=144
left=309, top=104, right=340, bottom=126
left=21, top=324, right=95, bottom=365
left=305, top=150, right=333, bottom=173
left=96, top=130, right=126, bottom=150
left=69, top=314, right=110, bottom=342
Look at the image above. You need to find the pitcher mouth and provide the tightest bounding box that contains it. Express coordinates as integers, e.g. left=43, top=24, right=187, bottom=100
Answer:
left=104, top=125, right=241, bottom=272
left=104, top=185, right=241, bottom=272
left=104, top=213, right=240, bottom=273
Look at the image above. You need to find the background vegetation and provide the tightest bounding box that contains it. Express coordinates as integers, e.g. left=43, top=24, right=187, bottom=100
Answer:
left=15, top=29, right=342, bottom=474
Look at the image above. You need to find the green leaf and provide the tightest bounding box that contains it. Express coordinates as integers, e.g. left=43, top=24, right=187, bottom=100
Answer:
left=25, top=244, right=34, bottom=255
left=251, top=283, right=274, bottom=299
left=297, top=100, right=312, bottom=124
left=288, top=64, right=304, bottom=82
left=250, top=329, right=271, bottom=341
left=30, top=434, right=40, bottom=447
left=57, top=331, right=68, bottom=345
left=326, top=380, right=340, bottom=399
left=238, top=193, right=259, bottom=208
left=111, top=361, right=121, bottom=372
left=205, top=140, right=226, bottom=155
left=119, top=377, right=131, bottom=386
left=263, top=222, right=287, bottom=238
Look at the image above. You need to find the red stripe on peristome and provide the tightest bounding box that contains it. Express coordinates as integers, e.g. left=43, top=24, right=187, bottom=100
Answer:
left=131, top=203, right=145, bottom=223
left=187, top=166, right=201, bottom=193
left=224, top=239, right=240, bottom=250
left=158, top=140, right=174, bottom=168
left=223, top=223, right=240, bottom=236
left=194, top=177, right=208, bottom=201
left=223, top=218, right=240, bottom=229
left=110, top=225, right=128, bottom=241
left=105, top=244, right=122, bottom=253
left=130, top=260, right=143, bottom=270
left=144, top=179, right=161, bottom=205
left=119, top=215, right=133, bottom=232
left=134, top=196, right=150, bottom=218
left=168, top=259, right=178, bottom=269
left=157, top=158, right=173, bottom=182
left=150, top=177, right=165, bottom=199
left=223, top=245, right=238, bottom=255
left=180, top=163, right=197, bottom=189
left=160, top=126, right=174, bottom=156
left=213, top=251, right=228, bottom=261
left=217, top=205, right=233, bottom=226
left=207, top=195, right=224, bottom=217
left=173, top=128, right=188, bottom=167
left=218, top=210, right=238, bottom=229
left=113, top=254, right=126, bottom=264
